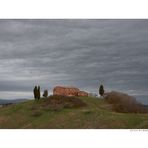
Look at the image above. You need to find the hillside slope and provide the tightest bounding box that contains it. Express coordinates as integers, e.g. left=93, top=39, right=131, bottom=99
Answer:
left=0, top=96, right=148, bottom=129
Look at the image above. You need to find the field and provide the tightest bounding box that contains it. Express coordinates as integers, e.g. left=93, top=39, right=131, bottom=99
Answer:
left=0, top=96, right=148, bottom=129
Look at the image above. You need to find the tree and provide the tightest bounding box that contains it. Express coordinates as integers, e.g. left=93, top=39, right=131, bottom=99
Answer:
left=33, top=86, right=38, bottom=100
left=99, top=84, right=104, bottom=97
left=37, top=86, right=41, bottom=100
left=43, top=90, right=48, bottom=98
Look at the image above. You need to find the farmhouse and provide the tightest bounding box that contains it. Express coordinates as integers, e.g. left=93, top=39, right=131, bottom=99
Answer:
left=53, top=86, right=88, bottom=97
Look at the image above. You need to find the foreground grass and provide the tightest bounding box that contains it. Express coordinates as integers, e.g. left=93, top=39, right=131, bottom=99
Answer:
left=0, top=96, right=148, bottom=129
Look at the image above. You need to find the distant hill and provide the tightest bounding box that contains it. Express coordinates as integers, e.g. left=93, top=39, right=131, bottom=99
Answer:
left=0, top=99, right=28, bottom=105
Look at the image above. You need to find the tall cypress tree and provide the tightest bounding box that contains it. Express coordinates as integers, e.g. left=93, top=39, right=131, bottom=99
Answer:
left=33, top=86, right=38, bottom=100
left=99, top=84, right=104, bottom=97
left=37, top=86, right=41, bottom=100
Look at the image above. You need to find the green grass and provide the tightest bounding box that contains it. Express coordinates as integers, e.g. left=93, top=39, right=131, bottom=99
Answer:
left=0, top=96, right=148, bottom=129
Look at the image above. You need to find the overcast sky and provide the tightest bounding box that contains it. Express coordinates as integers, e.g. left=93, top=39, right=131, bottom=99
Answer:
left=0, top=19, right=148, bottom=102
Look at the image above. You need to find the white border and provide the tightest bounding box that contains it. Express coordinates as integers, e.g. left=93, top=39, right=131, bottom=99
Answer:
left=0, top=0, right=148, bottom=18
left=0, top=129, right=147, bottom=148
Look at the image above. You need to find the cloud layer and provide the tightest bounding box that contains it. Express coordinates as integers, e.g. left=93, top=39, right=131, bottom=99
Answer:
left=0, top=20, right=148, bottom=103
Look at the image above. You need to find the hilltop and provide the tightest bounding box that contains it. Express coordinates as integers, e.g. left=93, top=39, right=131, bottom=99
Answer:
left=0, top=96, right=148, bottom=129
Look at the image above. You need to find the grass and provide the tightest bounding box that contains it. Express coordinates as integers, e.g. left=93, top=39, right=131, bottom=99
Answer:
left=0, top=96, right=148, bottom=129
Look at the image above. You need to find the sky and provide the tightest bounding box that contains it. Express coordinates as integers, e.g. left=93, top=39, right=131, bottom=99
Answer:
left=0, top=19, right=148, bottom=104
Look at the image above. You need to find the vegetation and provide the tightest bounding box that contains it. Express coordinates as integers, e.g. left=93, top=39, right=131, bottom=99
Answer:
left=37, top=86, right=41, bottom=100
left=42, top=95, right=87, bottom=109
left=99, top=84, right=104, bottom=97
left=0, top=96, right=148, bottom=129
left=104, top=91, right=148, bottom=113
left=33, top=86, right=41, bottom=100
left=43, top=90, right=48, bottom=98
left=33, top=86, right=38, bottom=100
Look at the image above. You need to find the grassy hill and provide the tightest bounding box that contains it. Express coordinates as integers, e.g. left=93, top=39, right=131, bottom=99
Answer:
left=0, top=96, right=148, bottom=129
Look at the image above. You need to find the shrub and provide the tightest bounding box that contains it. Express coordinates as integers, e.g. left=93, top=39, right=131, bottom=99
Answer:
left=43, top=90, right=48, bottom=98
left=41, top=95, right=87, bottom=111
left=104, top=91, right=147, bottom=113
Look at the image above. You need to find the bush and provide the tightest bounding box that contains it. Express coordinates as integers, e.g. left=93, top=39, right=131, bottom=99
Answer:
left=43, top=90, right=48, bottom=98
left=41, top=95, right=87, bottom=111
left=104, top=91, right=147, bottom=113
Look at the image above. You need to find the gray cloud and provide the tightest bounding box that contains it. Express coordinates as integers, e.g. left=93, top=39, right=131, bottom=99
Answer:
left=0, top=19, right=148, bottom=103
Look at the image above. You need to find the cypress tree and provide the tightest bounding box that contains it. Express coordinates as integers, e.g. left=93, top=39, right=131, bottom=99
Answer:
left=37, top=86, right=41, bottom=100
left=99, top=84, right=104, bottom=97
left=33, top=86, right=38, bottom=100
